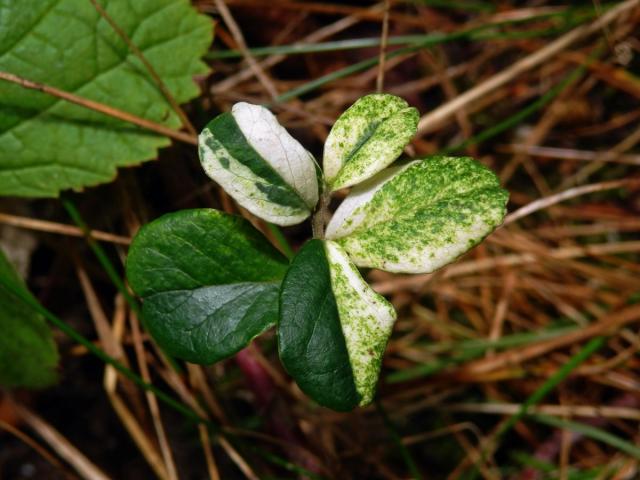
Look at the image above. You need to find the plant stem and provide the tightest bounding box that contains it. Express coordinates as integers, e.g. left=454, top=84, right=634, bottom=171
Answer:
left=311, top=189, right=331, bottom=239
left=61, top=198, right=140, bottom=316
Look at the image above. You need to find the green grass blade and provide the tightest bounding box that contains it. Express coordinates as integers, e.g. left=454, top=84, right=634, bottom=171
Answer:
left=386, top=325, right=578, bottom=383
left=531, top=414, right=640, bottom=460
left=62, top=197, right=184, bottom=373
left=62, top=197, right=140, bottom=316
left=266, top=223, right=295, bottom=259
left=0, top=271, right=208, bottom=427
left=442, top=65, right=587, bottom=154
left=497, top=336, right=606, bottom=437
left=208, top=6, right=600, bottom=60
left=375, top=400, right=423, bottom=479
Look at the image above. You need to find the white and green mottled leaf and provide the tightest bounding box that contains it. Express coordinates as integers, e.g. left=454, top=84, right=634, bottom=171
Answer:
left=325, top=162, right=415, bottom=239
left=324, top=240, right=396, bottom=405
left=199, top=103, right=318, bottom=226
left=326, top=156, right=509, bottom=273
left=323, top=94, right=418, bottom=191
left=278, top=239, right=396, bottom=411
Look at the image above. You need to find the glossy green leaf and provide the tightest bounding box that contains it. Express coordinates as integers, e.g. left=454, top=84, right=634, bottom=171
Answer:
left=142, top=283, right=280, bottom=364
left=0, top=249, right=58, bottom=389
left=326, top=156, right=509, bottom=273
left=278, top=239, right=396, bottom=411
left=0, top=0, right=212, bottom=197
left=323, top=94, right=418, bottom=191
left=200, top=102, right=319, bottom=226
left=126, top=209, right=288, bottom=364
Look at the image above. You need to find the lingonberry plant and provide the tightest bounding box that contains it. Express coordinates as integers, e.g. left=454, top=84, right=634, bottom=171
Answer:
left=125, top=94, right=508, bottom=411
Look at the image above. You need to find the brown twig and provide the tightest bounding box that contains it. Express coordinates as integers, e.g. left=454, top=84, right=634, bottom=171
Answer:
left=441, top=402, right=640, bottom=421
left=375, top=0, right=390, bottom=93
left=130, top=313, right=180, bottom=480
left=416, top=0, right=640, bottom=135
left=87, top=0, right=197, bottom=135
left=214, top=0, right=280, bottom=100
left=372, top=240, right=640, bottom=294
left=102, top=298, right=170, bottom=480
left=503, top=178, right=640, bottom=226
left=0, top=71, right=197, bottom=145
left=455, top=303, right=640, bottom=378
left=0, top=212, right=130, bottom=244
left=212, top=3, right=383, bottom=94
left=0, top=416, right=67, bottom=474
left=17, top=405, right=111, bottom=480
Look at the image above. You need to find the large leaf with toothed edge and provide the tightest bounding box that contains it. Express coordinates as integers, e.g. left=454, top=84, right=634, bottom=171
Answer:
left=126, top=209, right=288, bottom=364
left=0, top=0, right=212, bottom=197
left=323, top=94, right=418, bottom=191
left=278, top=239, right=396, bottom=411
left=326, top=156, right=509, bottom=273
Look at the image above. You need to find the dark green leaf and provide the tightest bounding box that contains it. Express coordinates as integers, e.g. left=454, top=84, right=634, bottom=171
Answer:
left=144, top=282, right=279, bottom=364
left=278, top=239, right=360, bottom=411
left=126, top=209, right=288, bottom=363
left=0, top=249, right=58, bottom=389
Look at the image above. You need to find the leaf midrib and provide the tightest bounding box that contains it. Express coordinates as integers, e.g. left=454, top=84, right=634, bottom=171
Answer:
left=334, top=108, right=410, bottom=182
left=342, top=178, right=500, bottom=238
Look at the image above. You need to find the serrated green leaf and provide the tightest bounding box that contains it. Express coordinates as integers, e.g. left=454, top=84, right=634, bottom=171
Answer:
left=0, top=0, right=212, bottom=197
left=199, top=102, right=319, bottom=226
left=326, top=156, right=509, bottom=273
left=323, top=94, right=418, bottom=191
left=126, top=209, right=288, bottom=364
left=0, top=249, right=58, bottom=389
left=278, top=239, right=396, bottom=411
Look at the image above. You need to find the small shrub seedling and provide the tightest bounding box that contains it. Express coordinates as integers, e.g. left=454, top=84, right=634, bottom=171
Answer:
left=126, top=94, right=508, bottom=411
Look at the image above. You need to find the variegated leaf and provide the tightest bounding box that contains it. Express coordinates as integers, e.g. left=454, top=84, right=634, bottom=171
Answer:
left=323, top=94, right=418, bottom=191
left=279, top=239, right=396, bottom=410
left=326, top=156, right=509, bottom=273
left=199, top=103, right=319, bottom=226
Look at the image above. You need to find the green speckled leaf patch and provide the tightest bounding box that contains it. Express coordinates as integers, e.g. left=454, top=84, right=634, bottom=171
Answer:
left=126, top=209, right=288, bottom=363
left=199, top=103, right=319, bottom=226
left=278, top=239, right=396, bottom=410
left=323, top=94, right=418, bottom=191
left=324, top=241, right=396, bottom=404
left=326, top=156, right=509, bottom=273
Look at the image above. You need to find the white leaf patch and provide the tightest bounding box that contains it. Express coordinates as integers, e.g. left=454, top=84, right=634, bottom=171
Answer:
left=325, top=162, right=417, bottom=239
left=232, top=103, right=318, bottom=208
left=199, top=129, right=311, bottom=225
left=324, top=240, right=396, bottom=405
left=199, top=103, right=319, bottom=226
